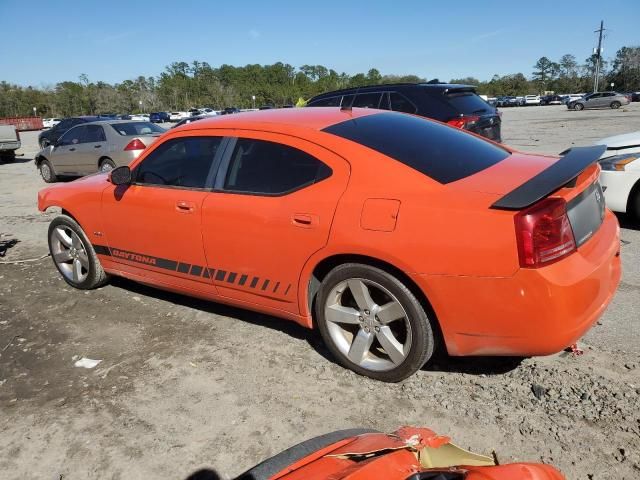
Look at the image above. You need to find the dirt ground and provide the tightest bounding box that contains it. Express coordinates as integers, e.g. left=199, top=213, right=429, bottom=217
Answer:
left=1, top=106, right=639, bottom=480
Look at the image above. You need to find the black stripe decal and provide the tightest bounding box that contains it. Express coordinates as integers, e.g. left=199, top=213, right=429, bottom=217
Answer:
left=177, top=263, right=191, bottom=274
left=227, top=272, right=237, bottom=284
left=273, top=281, right=280, bottom=293
left=203, top=269, right=211, bottom=279
left=284, top=284, right=291, bottom=296
left=250, top=277, right=259, bottom=288
left=239, top=274, right=248, bottom=286
left=190, top=265, right=203, bottom=276
left=261, top=279, right=270, bottom=291
left=215, top=270, right=227, bottom=281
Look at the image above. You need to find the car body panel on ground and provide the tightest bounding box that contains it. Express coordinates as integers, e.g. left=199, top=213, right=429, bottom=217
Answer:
left=38, top=107, right=621, bottom=379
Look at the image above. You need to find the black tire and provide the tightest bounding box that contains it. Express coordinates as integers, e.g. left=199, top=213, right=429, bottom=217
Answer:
left=315, top=263, right=435, bottom=382
left=629, top=185, right=640, bottom=224
left=39, top=158, right=58, bottom=183
left=48, top=214, right=109, bottom=290
left=235, top=429, right=379, bottom=480
left=0, top=151, right=16, bottom=163
left=99, top=158, right=116, bottom=173
left=610, top=101, right=621, bottom=109
left=574, top=103, right=584, bottom=111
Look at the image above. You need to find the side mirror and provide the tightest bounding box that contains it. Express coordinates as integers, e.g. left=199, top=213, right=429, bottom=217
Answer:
left=109, top=166, right=132, bottom=185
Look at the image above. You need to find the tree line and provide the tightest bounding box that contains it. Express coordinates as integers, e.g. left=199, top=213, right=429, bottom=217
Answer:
left=1, top=46, right=638, bottom=118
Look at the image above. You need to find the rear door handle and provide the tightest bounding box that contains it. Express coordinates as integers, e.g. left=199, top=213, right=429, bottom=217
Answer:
left=176, top=201, right=195, bottom=213
left=94, top=144, right=102, bottom=148
left=292, top=213, right=318, bottom=228
left=69, top=147, right=76, bottom=151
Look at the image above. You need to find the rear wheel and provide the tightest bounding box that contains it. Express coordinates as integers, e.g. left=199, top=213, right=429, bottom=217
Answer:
left=99, top=158, right=116, bottom=173
left=574, top=103, right=584, bottom=111
left=629, top=186, right=640, bottom=223
left=48, top=215, right=109, bottom=290
left=610, top=101, right=621, bottom=109
left=316, top=263, right=434, bottom=382
left=39, top=159, right=58, bottom=183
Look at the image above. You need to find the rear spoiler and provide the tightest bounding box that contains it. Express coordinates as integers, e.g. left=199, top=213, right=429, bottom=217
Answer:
left=491, top=145, right=606, bottom=210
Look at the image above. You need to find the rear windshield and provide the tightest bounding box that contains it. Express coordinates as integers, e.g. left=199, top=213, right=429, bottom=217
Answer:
left=109, top=122, right=165, bottom=136
left=445, top=91, right=493, bottom=114
left=323, top=112, right=509, bottom=184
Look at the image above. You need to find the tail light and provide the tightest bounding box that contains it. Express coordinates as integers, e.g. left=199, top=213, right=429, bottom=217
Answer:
left=514, top=197, right=576, bottom=268
left=447, top=115, right=480, bottom=129
left=124, top=138, right=146, bottom=151
left=16, top=130, right=21, bottom=141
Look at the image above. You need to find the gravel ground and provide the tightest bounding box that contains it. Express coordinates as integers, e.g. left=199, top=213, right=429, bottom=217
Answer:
left=1, top=106, right=639, bottom=480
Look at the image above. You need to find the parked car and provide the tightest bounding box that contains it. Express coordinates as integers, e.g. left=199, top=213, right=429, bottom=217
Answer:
left=130, top=113, right=150, bottom=121
left=221, top=107, right=241, bottom=115
left=496, top=96, right=519, bottom=107
left=234, top=427, right=567, bottom=480
left=117, top=114, right=132, bottom=120
left=169, top=111, right=189, bottom=121
left=172, top=115, right=206, bottom=128
left=630, top=91, right=640, bottom=102
left=540, top=95, right=563, bottom=105
left=149, top=112, right=170, bottom=123
left=562, top=94, right=586, bottom=105
left=568, top=92, right=630, bottom=110
left=308, top=83, right=502, bottom=142
left=523, top=95, right=541, bottom=106
left=0, top=124, right=21, bottom=161
left=34, top=120, right=165, bottom=182
left=38, top=108, right=620, bottom=381
left=42, top=118, right=62, bottom=129
left=38, top=116, right=103, bottom=149
left=595, top=131, right=640, bottom=222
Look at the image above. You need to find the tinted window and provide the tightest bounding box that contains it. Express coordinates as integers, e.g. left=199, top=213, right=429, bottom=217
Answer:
left=135, top=136, right=222, bottom=189
left=323, top=112, right=509, bottom=184
left=110, top=122, right=165, bottom=136
left=445, top=92, right=492, bottom=114
left=224, top=138, right=331, bottom=195
left=308, top=96, right=341, bottom=107
left=85, top=125, right=106, bottom=142
left=389, top=93, right=417, bottom=114
left=56, top=119, right=74, bottom=130
left=352, top=92, right=382, bottom=108
left=58, top=125, right=86, bottom=146
left=340, top=95, right=355, bottom=107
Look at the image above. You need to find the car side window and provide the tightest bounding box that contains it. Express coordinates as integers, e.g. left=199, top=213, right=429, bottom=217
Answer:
left=56, top=119, right=72, bottom=130
left=352, top=92, right=382, bottom=108
left=224, top=138, right=332, bottom=195
left=85, top=125, right=106, bottom=143
left=135, top=136, right=223, bottom=189
left=378, top=92, right=391, bottom=110
left=58, top=126, right=86, bottom=146
left=308, top=96, right=340, bottom=107
left=389, top=93, right=418, bottom=114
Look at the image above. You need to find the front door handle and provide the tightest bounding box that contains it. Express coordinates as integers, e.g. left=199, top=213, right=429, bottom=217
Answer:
left=94, top=144, right=102, bottom=148
left=69, top=147, right=76, bottom=151
left=176, top=201, right=195, bottom=213
left=292, top=213, right=318, bottom=228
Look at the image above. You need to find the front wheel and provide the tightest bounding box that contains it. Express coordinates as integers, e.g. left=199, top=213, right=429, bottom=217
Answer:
left=574, top=103, right=584, bottom=111
left=39, top=159, right=58, bottom=183
left=610, top=101, right=621, bottom=109
left=48, top=215, right=109, bottom=289
left=99, top=158, right=116, bottom=172
left=316, top=264, right=435, bottom=382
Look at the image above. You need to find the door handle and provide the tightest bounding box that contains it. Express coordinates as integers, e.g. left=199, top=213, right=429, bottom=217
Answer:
left=94, top=144, right=102, bottom=148
left=292, top=213, right=317, bottom=228
left=69, top=147, right=76, bottom=151
left=176, top=201, right=195, bottom=213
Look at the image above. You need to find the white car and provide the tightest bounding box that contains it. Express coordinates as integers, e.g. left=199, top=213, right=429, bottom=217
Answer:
left=169, top=111, right=189, bottom=121
left=523, top=95, right=541, bottom=106
left=130, top=113, right=150, bottom=121
left=562, top=94, right=585, bottom=105
left=42, top=118, right=61, bottom=129
left=597, top=131, right=640, bottom=221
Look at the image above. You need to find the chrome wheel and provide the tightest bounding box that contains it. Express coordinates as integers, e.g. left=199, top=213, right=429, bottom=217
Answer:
left=100, top=161, right=114, bottom=172
left=50, top=226, right=89, bottom=283
left=40, top=163, right=52, bottom=181
left=324, top=278, right=411, bottom=372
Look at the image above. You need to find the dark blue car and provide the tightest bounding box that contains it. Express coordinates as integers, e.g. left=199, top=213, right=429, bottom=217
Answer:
left=149, top=112, right=170, bottom=123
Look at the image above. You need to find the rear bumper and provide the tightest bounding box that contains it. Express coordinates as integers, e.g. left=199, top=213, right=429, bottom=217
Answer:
left=411, top=210, right=621, bottom=356
left=599, top=169, right=640, bottom=213
left=0, top=141, right=20, bottom=151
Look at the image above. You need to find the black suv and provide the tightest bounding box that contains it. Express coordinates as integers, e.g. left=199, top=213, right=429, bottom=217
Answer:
left=307, top=83, right=501, bottom=142
left=38, top=116, right=102, bottom=149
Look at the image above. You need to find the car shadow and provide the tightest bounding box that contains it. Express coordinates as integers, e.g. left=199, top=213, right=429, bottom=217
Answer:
left=615, top=212, right=639, bottom=231
left=184, top=468, right=222, bottom=480
left=0, top=155, right=33, bottom=165
left=424, top=354, right=523, bottom=375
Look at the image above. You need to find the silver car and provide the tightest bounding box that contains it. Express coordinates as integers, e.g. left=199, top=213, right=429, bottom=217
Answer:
left=35, top=120, right=165, bottom=182
left=569, top=92, right=630, bottom=111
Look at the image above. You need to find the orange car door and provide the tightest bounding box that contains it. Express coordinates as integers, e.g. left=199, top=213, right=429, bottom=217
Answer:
left=100, top=135, right=227, bottom=292
left=200, top=131, right=350, bottom=315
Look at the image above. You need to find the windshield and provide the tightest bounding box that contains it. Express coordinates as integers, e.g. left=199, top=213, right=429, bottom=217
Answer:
left=109, top=122, right=164, bottom=136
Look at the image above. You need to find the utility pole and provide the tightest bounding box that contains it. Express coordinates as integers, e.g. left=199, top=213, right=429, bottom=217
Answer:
left=593, top=20, right=605, bottom=92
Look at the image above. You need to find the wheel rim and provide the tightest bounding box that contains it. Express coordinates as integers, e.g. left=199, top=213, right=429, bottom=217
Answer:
left=100, top=162, right=114, bottom=172
left=40, top=163, right=51, bottom=181
left=324, top=278, right=412, bottom=372
left=50, top=226, right=89, bottom=283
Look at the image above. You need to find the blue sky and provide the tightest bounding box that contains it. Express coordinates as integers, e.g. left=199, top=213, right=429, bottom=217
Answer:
left=1, top=0, right=636, bottom=87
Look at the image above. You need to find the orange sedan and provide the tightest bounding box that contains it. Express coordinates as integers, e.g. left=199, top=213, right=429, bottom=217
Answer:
left=38, top=108, right=621, bottom=382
